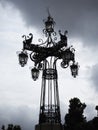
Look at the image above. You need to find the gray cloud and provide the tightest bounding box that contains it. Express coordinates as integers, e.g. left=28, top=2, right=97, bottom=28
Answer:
left=1, top=0, right=98, bottom=48
left=0, top=105, right=39, bottom=130
left=0, top=102, right=96, bottom=130
left=0, top=0, right=98, bottom=128
left=90, top=64, right=98, bottom=91
left=84, top=103, right=96, bottom=121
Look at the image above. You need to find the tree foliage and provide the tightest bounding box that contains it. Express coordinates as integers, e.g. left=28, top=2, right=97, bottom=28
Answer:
left=1, top=124, right=21, bottom=130
left=65, top=97, right=86, bottom=130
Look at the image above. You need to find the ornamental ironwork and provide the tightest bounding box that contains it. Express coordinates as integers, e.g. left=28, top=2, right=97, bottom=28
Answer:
left=17, top=14, right=79, bottom=124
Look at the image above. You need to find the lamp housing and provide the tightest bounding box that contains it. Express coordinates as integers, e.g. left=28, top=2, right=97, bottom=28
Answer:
left=18, top=51, right=28, bottom=67
left=62, top=48, right=74, bottom=66
left=31, top=67, right=40, bottom=81
left=70, top=62, right=78, bottom=78
left=45, top=16, right=55, bottom=33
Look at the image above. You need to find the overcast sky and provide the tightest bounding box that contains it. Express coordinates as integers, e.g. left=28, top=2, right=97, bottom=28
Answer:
left=0, top=0, right=98, bottom=130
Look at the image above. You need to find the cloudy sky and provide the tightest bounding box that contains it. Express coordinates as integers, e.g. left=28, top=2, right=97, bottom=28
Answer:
left=0, top=0, right=98, bottom=130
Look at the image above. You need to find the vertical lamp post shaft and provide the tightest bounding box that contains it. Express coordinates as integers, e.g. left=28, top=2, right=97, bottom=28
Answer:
left=17, top=14, right=79, bottom=128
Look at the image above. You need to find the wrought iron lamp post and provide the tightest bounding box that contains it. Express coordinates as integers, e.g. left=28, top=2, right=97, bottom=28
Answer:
left=17, top=14, right=79, bottom=130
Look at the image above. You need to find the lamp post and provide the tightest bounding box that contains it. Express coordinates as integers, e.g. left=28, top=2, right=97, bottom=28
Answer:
left=17, top=14, right=79, bottom=130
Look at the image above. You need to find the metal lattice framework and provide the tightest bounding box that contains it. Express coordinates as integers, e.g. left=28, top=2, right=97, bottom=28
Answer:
left=17, top=14, right=79, bottom=124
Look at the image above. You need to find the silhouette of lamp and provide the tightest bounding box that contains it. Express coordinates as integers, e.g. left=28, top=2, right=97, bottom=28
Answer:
left=18, top=51, right=28, bottom=67
left=95, top=105, right=98, bottom=117
left=45, top=15, right=55, bottom=33
left=70, top=62, right=79, bottom=78
left=17, top=14, right=79, bottom=130
left=31, top=67, right=40, bottom=81
left=61, top=47, right=75, bottom=68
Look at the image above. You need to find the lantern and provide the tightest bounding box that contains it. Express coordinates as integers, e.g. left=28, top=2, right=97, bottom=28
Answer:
left=18, top=51, right=28, bottom=67
left=31, top=67, right=39, bottom=81
left=62, top=48, right=74, bottom=66
left=45, top=16, right=55, bottom=33
left=70, top=62, right=79, bottom=78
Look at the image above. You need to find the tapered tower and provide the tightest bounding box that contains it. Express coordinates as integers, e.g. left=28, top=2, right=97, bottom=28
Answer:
left=17, top=14, right=79, bottom=130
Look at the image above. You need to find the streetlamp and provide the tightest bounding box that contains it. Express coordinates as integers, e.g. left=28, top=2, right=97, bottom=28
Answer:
left=17, top=14, right=79, bottom=130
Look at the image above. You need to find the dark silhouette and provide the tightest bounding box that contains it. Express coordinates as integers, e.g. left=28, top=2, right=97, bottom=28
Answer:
left=1, top=100, right=98, bottom=130
left=95, top=105, right=98, bottom=117
left=64, top=97, right=86, bottom=130
left=59, top=30, right=68, bottom=47
left=1, top=124, right=21, bottom=130
left=63, top=98, right=98, bottom=130
left=1, top=125, right=5, bottom=130
left=22, top=33, right=33, bottom=45
left=84, top=117, right=98, bottom=130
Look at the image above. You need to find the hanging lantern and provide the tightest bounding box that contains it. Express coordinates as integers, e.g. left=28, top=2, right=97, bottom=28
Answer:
left=45, top=16, right=55, bottom=33
left=62, top=49, right=71, bottom=64
left=31, top=67, right=39, bottom=81
left=18, top=51, right=28, bottom=67
left=70, top=62, right=79, bottom=78
left=61, top=48, right=75, bottom=68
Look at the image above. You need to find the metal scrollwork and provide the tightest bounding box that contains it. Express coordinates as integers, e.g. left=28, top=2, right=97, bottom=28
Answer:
left=22, top=33, right=33, bottom=45
left=18, top=15, right=79, bottom=78
left=53, top=31, right=56, bottom=36
left=38, top=38, right=44, bottom=45
left=30, top=52, right=37, bottom=62
left=61, top=61, right=69, bottom=68
left=43, top=29, right=48, bottom=37
left=70, top=46, right=75, bottom=53
left=17, top=14, right=79, bottom=126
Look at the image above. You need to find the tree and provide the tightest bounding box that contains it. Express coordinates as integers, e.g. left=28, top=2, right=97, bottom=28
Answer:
left=64, top=97, right=86, bottom=130
left=1, top=124, right=21, bottom=130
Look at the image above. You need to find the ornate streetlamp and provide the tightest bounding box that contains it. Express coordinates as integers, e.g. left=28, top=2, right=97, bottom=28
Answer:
left=17, top=14, right=79, bottom=130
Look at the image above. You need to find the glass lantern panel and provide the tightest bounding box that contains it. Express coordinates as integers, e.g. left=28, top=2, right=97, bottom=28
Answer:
left=31, top=68, right=39, bottom=81
left=70, top=64, right=78, bottom=77
left=19, top=52, right=28, bottom=67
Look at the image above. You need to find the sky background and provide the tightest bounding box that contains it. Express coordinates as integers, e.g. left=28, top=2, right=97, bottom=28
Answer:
left=0, top=0, right=98, bottom=130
